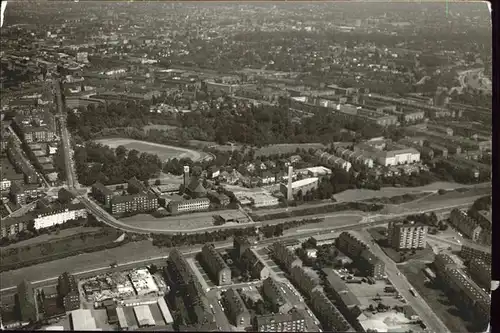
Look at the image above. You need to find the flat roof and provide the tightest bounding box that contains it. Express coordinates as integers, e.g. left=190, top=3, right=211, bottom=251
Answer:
left=292, top=177, right=319, bottom=189
left=134, top=305, right=155, bottom=327
left=70, top=309, right=97, bottom=331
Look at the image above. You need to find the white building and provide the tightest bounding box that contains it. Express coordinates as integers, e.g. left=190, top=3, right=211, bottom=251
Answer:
left=33, top=206, right=88, bottom=230
left=1, top=178, right=11, bottom=191
left=129, top=268, right=160, bottom=296
left=134, top=305, right=155, bottom=327
left=70, top=309, right=97, bottom=331
left=250, top=193, right=279, bottom=208
left=375, top=148, right=420, bottom=167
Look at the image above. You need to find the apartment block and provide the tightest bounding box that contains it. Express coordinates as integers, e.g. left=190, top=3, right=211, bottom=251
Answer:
left=223, top=288, right=251, bottom=328
left=33, top=203, right=88, bottom=230
left=166, top=249, right=196, bottom=286
left=1, top=215, right=31, bottom=238
left=450, top=209, right=483, bottom=242
left=387, top=221, right=428, bottom=250
left=459, top=245, right=491, bottom=265
left=468, top=258, right=491, bottom=290
left=201, top=244, right=231, bottom=286
left=290, top=266, right=321, bottom=297
left=254, top=310, right=306, bottom=332
left=335, top=231, right=368, bottom=258
left=241, top=248, right=270, bottom=281
left=358, top=250, right=386, bottom=279
left=111, top=192, right=159, bottom=215
left=271, top=242, right=302, bottom=272
left=17, top=280, right=37, bottom=322
left=262, top=277, right=292, bottom=314
left=58, top=272, right=80, bottom=312
left=91, top=182, right=113, bottom=207
left=10, top=182, right=27, bottom=205
left=310, top=289, right=354, bottom=332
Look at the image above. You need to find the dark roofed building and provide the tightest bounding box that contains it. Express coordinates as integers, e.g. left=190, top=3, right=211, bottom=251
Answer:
left=186, top=177, right=207, bottom=198
left=58, top=272, right=80, bottom=311
left=17, top=280, right=37, bottom=322
left=127, top=177, right=147, bottom=194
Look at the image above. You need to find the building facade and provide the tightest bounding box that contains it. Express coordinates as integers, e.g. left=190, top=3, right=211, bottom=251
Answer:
left=33, top=204, right=88, bottom=230
left=58, top=272, right=80, bottom=312
left=262, top=277, right=292, bottom=314
left=168, top=198, right=210, bottom=214
left=223, top=288, right=251, bottom=328
left=271, top=242, right=302, bottom=272
left=91, top=182, right=113, bottom=207
left=254, top=311, right=306, bottom=332
left=387, top=221, right=429, bottom=250
left=310, top=289, right=354, bottom=332
left=450, top=209, right=483, bottom=242
left=111, top=193, right=159, bottom=215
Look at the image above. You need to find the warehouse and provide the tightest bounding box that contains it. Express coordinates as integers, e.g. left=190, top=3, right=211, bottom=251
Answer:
left=70, top=309, right=97, bottom=331
left=134, top=305, right=156, bottom=327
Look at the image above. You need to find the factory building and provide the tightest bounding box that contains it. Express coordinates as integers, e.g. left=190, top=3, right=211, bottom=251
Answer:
left=201, top=244, right=232, bottom=285
left=387, top=221, right=429, bottom=250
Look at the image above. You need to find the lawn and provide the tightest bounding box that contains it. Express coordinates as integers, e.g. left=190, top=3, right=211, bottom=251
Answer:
left=0, top=228, right=123, bottom=272
left=398, top=260, right=478, bottom=333
left=95, top=138, right=205, bottom=162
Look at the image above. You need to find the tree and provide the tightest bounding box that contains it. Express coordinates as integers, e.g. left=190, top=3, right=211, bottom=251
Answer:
left=155, top=179, right=161, bottom=186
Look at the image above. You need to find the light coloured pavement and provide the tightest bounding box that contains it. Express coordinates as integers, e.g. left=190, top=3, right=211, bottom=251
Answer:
left=357, top=229, right=451, bottom=333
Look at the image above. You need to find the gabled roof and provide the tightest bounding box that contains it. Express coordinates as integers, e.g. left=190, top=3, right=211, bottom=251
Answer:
left=187, top=177, right=206, bottom=194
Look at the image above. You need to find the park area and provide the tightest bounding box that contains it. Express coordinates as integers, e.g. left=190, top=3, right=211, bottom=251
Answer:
left=95, top=138, right=207, bottom=162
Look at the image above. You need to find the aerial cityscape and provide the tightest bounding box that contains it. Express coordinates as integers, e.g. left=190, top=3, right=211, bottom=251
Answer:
left=0, top=1, right=493, bottom=332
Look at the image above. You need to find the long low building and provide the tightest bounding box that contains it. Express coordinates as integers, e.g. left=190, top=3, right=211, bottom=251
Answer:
left=70, top=309, right=97, bottom=331
left=167, top=197, right=210, bottom=214
left=315, top=150, right=352, bottom=171
left=279, top=177, right=319, bottom=200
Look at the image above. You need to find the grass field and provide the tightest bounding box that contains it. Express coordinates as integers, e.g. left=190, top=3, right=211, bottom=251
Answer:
left=119, top=212, right=217, bottom=231
left=95, top=138, right=206, bottom=162
left=2, top=226, right=102, bottom=249
left=398, top=260, right=477, bottom=333
left=0, top=229, right=123, bottom=272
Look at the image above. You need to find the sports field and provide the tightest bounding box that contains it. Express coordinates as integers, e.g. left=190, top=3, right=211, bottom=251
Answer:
left=95, top=138, right=206, bottom=162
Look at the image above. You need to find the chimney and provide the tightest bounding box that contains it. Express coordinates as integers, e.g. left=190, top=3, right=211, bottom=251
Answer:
left=183, top=166, right=190, bottom=188
left=287, top=165, right=293, bottom=200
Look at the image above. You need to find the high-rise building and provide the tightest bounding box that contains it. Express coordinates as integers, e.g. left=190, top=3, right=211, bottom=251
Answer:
left=387, top=221, right=428, bottom=250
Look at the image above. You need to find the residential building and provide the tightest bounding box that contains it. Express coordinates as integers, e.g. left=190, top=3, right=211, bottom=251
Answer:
left=234, top=236, right=251, bottom=259
left=168, top=198, right=210, bottom=214
left=201, top=244, right=231, bottom=286
left=387, top=221, right=428, bottom=250
left=433, top=255, right=490, bottom=327
left=223, top=288, right=251, bottom=328
left=33, top=203, right=88, bottom=230
left=262, top=277, right=292, bottom=314
left=58, top=272, right=80, bottom=311
left=254, top=310, right=306, bottom=332
left=468, top=258, right=491, bottom=290
left=460, top=245, right=491, bottom=265
left=271, top=242, right=302, bottom=272
left=111, top=192, right=159, bottom=215
left=310, top=289, right=354, bottom=332
left=1, top=215, right=31, bottom=238
left=290, top=266, right=321, bottom=297
left=315, top=150, right=352, bottom=172
left=358, top=250, right=385, bottom=279
left=241, top=248, right=270, bottom=280
left=450, top=209, right=483, bottom=242
left=17, top=280, right=37, bottom=322
left=91, top=182, right=113, bottom=207
left=336, top=231, right=368, bottom=258
left=166, top=249, right=196, bottom=286
left=334, top=147, right=374, bottom=169
left=10, top=182, right=27, bottom=205
left=322, top=268, right=360, bottom=310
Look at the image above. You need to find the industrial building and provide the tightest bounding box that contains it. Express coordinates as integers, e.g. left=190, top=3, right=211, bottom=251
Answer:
left=70, top=309, right=97, bottom=331
left=222, top=288, right=251, bottom=328
left=270, top=241, right=302, bottom=272
left=387, top=221, right=429, bottom=250
left=280, top=177, right=319, bottom=201
left=200, top=243, right=232, bottom=285
left=254, top=309, right=306, bottom=332
left=262, top=277, right=292, bottom=314
left=449, top=209, right=483, bottom=242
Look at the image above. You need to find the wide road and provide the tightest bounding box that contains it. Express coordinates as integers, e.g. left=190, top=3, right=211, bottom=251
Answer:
left=53, top=78, right=78, bottom=189
left=357, top=230, right=450, bottom=333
